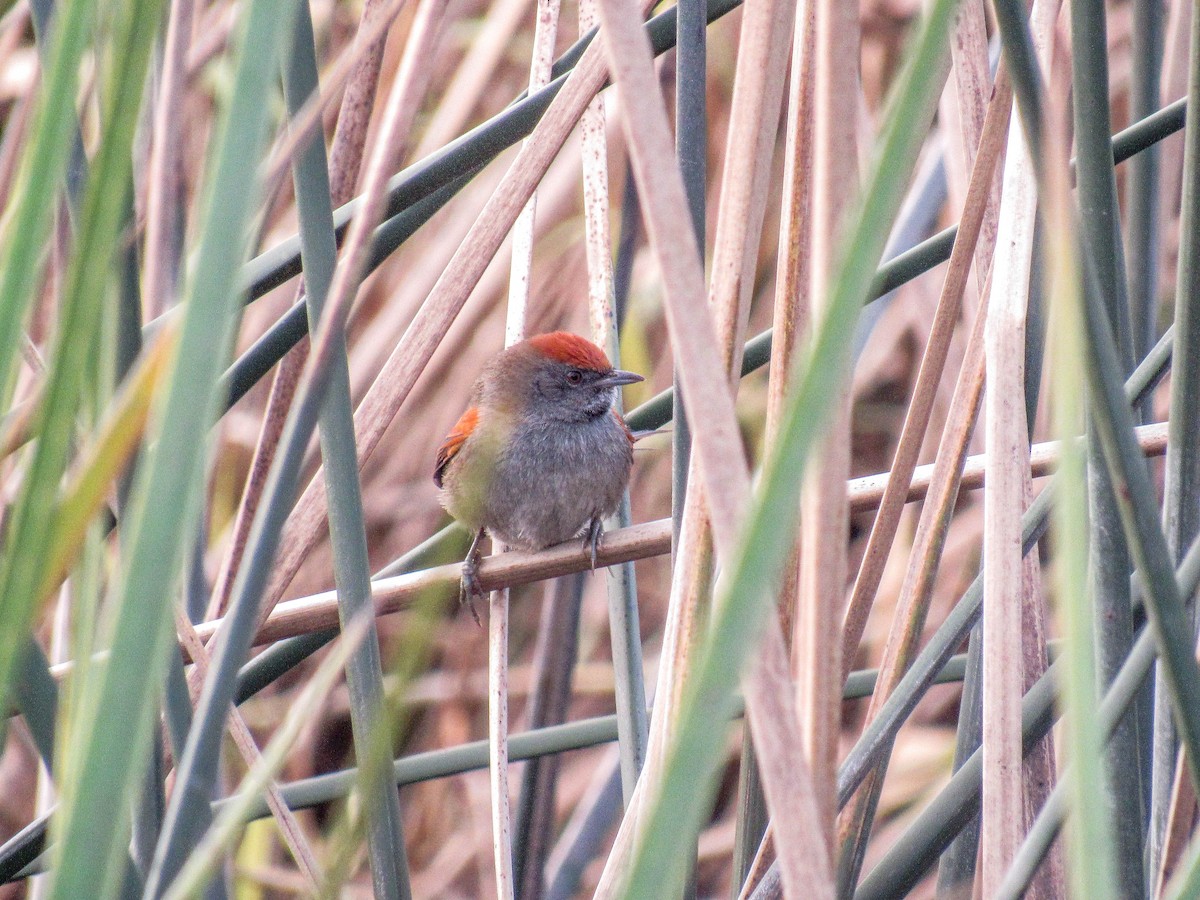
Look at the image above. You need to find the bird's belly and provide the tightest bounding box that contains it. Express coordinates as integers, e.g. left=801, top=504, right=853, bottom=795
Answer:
left=486, top=489, right=593, bottom=550
left=483, top=421, right=631, bottom=550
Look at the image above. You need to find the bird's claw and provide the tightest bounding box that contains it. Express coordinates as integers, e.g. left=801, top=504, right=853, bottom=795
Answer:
left=460, top=528, right=486, bottom=626
left=584, top=517, right=603, bottom=570
left=459, top=565, right=483, bottom=627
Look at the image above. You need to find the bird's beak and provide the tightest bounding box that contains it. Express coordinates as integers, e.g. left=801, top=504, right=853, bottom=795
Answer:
left=596, top=370, right=644, bottom=389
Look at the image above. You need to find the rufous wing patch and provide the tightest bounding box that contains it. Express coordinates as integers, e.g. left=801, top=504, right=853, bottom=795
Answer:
left=434, top=406, right=480, bottom=488
left=612, top=409, right=635, bottom=446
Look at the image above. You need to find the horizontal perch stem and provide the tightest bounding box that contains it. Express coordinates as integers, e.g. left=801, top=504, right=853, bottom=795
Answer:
left=161, top=422, right=1169, bottom=658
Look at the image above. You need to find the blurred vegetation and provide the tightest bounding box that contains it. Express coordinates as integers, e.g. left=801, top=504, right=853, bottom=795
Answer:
left=0, top=0, right=1194, bottom=895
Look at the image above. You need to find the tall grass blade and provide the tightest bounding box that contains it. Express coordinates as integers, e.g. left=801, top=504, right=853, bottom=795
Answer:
left=1044, top=64, right=1119, bottom=900
left=614, top=0, right=959, bottom=890
left=1155, top=0, right=1200, bottom=884
left=1069, top=0, right=1147, bottom=887
left=284, top=2, right=431, bottom=893
left=48, top=0, right=299, bottom=892
left=0, top=0, right=95, bottom=712
left=159, top=617, right=371, bottom=900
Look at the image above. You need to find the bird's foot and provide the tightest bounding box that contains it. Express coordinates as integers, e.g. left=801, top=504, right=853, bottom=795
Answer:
left=583, top=516, right=604, bottom=570
left=460, top=528, right=486, bottom=626
left=460, top=563, right=483, bottom=626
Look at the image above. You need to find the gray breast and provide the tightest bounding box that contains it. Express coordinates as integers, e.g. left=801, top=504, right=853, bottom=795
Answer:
left=483, top=414, right=632, bottom=550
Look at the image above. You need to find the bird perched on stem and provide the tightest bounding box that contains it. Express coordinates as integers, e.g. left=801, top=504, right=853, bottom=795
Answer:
left=434, top=332, right=643, bottom=622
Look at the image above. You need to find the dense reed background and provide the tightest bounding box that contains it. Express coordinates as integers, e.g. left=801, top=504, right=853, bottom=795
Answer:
left=0, top=0, right=1195, bottom=895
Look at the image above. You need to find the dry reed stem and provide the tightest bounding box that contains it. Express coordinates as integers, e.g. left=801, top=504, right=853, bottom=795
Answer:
left=589, top=0, right=833, bottom=890
left=487, top=586, right=515, bottom=900
left=592, top=0, right=750, bottom=545
left=586, top=0, right=770, bottom=875
left=255, top=0, right=448, bottom=630
left=54, top=418, right=1155, bottom=665
left=1019, top=451, right=1063, bottom=900
left=504, top=0, right=560, bottom=343
left=982, top=258, right=1027, bottom=889
left=855, top=261, right=996, bottom=887
left=575, top=0, right=647, bottom=835
left=641, top=501, right=710, bottom=794
left=489, top=0, right=560, bottom=892
left=735, top=826, right=776, bottom=900
left=955, top=0, right=1003, bottom=300
left=171, top=605, right=325, bottom=892
left=415, top=0, right=530, bottom=159
left=305, top=0, right=449, bottom=490
left=765, top=0, right=817, bottom=645
left=327, top=0, right=407, bottom=202
left=682, top=0, right=834, bottom=892
left=0, top=5, right=33, bottom=215
left=706, top=7, right=793, bottom=375
left=932, top=40, right=993, bottom=892
left=209, top=0, right=403, bottom=623
left=743, top=624, right=835, bottom=899
left=348, top=134, right=589, bottom=417
left=208, top=352, right=306, bottom=622
left=185, top=3, right=236, bottom=77
left=944, top=0, right=998, bottom=298
left=1154, top=753, right=1194, bottom=894
left=1151, top=539, right=1200, bottom=893
left=980, top=2, right=1061, bottom=891
left=840, top=72, right=1011, bottom=682
left=195, top=2, right=448, bottom=882
left=344, top=136, right=555, bottom=399
left=653, top=484, right=710, bottom=669
left=261, top=31, right=617, bottom=613
left=982, top=58, right=1043, bottom=900
left=834, top=77, right=1011, bottom=878
left=644, top=0, right=796, bottom=765
left=798, top=0, right=859, bottom=848
left=1157, top=0, right=1191, bottom=293
left=259, top=0, right=414, bottom=192
left=578, top=0, right=614, bottom=351
left=141, top=0, right=193, bottom=319
left=933, top=0, right=989, bottom=460
left=1010, top=30, right=1062, bottom=897
left=942, top=0, right=988, bottom=196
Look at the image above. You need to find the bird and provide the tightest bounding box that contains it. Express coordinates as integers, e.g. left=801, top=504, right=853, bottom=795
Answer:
left=434, top=332, right=644, bottom=622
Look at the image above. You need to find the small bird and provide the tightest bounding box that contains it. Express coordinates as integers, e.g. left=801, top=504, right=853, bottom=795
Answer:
left=434, top=332, right=644, bottom=621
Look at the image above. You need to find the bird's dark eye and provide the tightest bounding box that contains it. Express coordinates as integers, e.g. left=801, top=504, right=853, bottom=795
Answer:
left=566, top=369, right=583, bottom=385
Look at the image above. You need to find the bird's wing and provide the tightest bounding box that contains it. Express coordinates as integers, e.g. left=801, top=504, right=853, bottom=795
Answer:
left=434, top=406, right=480, bottom=488
left=612, top=409, right=636, bottom=446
